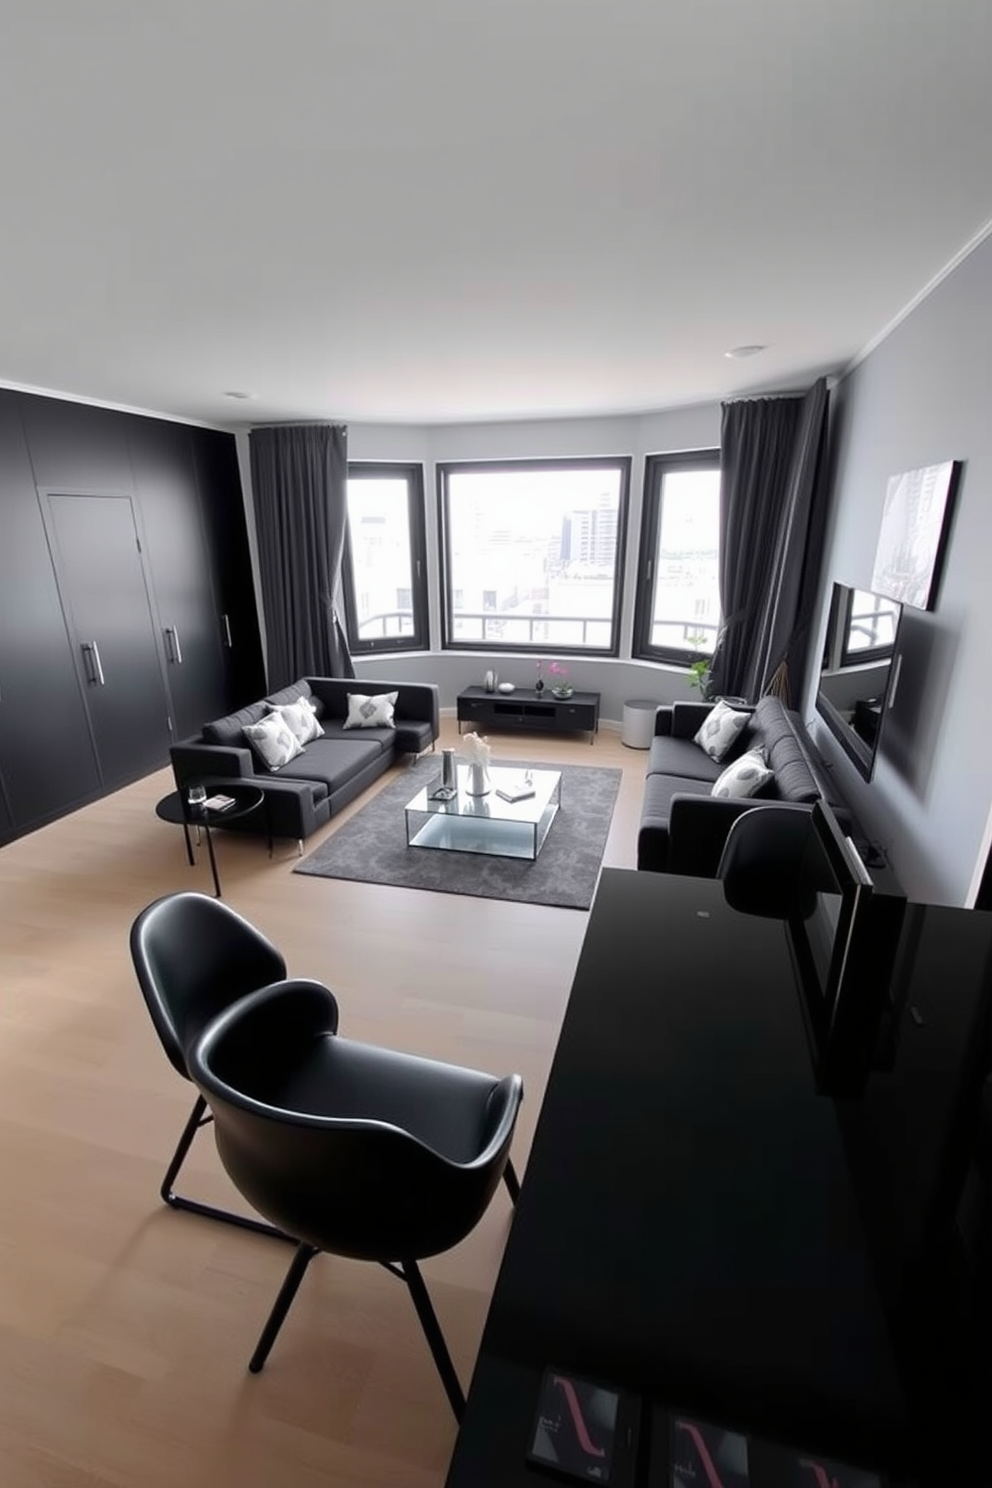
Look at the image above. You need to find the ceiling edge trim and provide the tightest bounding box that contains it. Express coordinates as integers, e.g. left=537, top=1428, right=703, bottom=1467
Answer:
left=0, top=377, right=232, bottom=432
left=843, top=212, right=992, bottom=379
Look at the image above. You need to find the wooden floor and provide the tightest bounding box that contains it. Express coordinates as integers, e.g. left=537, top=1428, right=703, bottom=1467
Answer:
left=0, top=719, right=646, bottom=1488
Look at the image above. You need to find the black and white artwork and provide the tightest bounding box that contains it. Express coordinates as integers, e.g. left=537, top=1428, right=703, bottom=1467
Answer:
left=870, top=460, right=960, bottom=611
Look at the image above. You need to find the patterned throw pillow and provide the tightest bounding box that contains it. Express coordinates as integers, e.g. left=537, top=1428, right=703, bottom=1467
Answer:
left=268, top=698, right=324, bottom=745
left=242, top=714, right=305, bottom=771
left=694, top=700, right=750, bottom=762
left=710, top=748, right=774, bottom=799
left=343, top=691, right=399, bottom=730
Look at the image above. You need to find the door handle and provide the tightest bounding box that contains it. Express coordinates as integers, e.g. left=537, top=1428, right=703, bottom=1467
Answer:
left=82, top=642, right=106, bottom=685
left=221, top=613, right=233, bottom=648
left=165, top=626, right=183, bottom=664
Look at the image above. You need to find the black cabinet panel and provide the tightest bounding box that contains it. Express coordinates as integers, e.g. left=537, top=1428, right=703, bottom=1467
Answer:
left=19, top=394, right=134, bottom=492
left=0, top=394, right=102, bottom=835
left=130, top=420, right=229, bottom=740
left=45, top=493, right=172, bottom=787
left=191, top=429, right=266, bottom=705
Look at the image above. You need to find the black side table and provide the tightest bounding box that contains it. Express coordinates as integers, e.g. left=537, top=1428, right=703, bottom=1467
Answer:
left=155, top=782, right=265, bottom=898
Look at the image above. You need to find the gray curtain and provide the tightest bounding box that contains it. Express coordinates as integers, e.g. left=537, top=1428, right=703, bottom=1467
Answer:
left=249, top=422, right=354, bottom=690
left=707, top=378, right=828, bottom=705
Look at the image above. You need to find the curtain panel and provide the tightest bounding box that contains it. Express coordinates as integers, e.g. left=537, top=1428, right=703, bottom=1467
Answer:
left=249, top=422, right=354, bottom=691
left=707, top=378, right=829, bottom=706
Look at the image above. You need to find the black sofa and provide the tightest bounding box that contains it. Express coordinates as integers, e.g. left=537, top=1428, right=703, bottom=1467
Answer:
left=637, top=694, right=848, bottom=875
left=170, top=676, right=439, bottom=845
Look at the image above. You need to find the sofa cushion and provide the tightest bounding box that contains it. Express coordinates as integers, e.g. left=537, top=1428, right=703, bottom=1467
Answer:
left=711, top=748, right=774, bottom=800
left=694, top=700, right=751, bottom=761
left=647, top=735, right=724, bottom=783
left=270, top=736, right=384, bottom=791
left=267, top=697, right=324, bottom=745
left=202, top=700, right=269, bottom=747
left=265, top=678, right=325, bottom=719
left=343, top=691, right=398, bottom=729
left=242, top=714, right=306, bottom=771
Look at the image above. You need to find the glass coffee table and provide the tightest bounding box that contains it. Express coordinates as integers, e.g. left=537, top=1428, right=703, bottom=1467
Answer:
left=405, top=764, right=561, bottom=861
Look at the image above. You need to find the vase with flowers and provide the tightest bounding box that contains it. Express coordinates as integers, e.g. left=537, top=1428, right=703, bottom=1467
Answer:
left=548, top=661, right=573, bottom=699
left=460, top=730, right=492, bottom=795
left=534, top=660, right=545, bottom=694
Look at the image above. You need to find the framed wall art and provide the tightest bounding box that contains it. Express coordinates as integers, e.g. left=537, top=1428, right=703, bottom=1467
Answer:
left=870, top=459, right=961, bottom=611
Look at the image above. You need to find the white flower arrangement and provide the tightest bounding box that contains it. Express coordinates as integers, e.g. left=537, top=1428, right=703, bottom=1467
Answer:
left=461, top=731, right=492, bottom=766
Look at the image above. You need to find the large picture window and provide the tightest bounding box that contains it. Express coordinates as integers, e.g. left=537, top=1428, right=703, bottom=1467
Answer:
left=439, top=458, right=629, bottom=654
left=341, top=463, right=428, bottom=653
left=633, top=451, right=721, bottom=665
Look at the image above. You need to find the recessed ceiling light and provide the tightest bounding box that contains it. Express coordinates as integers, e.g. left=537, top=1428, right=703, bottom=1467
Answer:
left=223, top=389, right=254, bottom=400
left=724, top=345, right=767, bottom=360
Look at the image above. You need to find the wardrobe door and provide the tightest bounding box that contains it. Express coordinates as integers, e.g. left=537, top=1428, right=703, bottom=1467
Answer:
left=191, top=429, right=266, bottom=705
left=44, top=493, right=172, bottom=787
left=0, top=395, right=102, bottom=837
left=129, top=420, right=228, bottom=740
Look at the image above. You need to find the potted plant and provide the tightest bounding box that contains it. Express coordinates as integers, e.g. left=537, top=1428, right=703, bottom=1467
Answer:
left=548, top=661, right=573, bottom=699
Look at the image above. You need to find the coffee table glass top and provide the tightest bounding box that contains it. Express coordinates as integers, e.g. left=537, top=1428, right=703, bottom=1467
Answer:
left=405, top=764, right=561, bottom=860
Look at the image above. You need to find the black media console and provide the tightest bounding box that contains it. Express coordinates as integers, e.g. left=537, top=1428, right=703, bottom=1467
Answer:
left=457, top=686, right=600, bottom=744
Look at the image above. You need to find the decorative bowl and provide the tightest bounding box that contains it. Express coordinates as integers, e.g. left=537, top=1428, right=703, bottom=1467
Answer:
left=497, top=681, right=515, bottom=693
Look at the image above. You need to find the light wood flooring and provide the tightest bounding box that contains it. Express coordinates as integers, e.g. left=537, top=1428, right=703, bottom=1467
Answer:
left=0, top=719, right=646, bottom=1488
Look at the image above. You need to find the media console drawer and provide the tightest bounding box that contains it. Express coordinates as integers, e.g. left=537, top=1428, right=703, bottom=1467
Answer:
left=457, top=686, right=600, bottom=743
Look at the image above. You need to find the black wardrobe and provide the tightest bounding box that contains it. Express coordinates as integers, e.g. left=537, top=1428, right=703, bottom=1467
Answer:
left=0, top=389, right=264, bottom=844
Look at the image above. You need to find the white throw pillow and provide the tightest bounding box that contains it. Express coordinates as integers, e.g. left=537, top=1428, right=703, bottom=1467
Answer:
left=343, top=691, right=398, bottom=730
left=694, top=700, right=750, bottom=762
left=242, top=714, right=305, bottom=771
left=710, top=748, right=773, bottom=799
left=268, top=698, right=324, bottom=745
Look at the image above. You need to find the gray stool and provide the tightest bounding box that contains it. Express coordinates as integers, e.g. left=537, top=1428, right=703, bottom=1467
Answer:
left=622, top=698, right=659, bottom=749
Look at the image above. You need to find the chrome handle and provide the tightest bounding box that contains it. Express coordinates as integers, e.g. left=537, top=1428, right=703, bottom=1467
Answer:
left=82, top=642, right=105, bottom=685
left=91, top=642, right=105, bottom=685
left=165, top=626, right=183, bottom=664
left=221, top=613, right=233, bottom=648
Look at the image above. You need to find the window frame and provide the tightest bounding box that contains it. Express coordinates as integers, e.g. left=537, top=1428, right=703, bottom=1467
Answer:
left=437, top=456, right=631, bottom=657
left=341, top=461, right=429, bottom=655
left=632, top=449, right=721, bottom=665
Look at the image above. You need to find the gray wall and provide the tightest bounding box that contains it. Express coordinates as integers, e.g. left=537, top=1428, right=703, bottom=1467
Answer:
left=806, top=230, right=992, bottom=906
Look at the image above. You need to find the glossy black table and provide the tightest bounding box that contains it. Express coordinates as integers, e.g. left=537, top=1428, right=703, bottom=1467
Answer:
left=446, top=869, right=916, bottom=1486
left=155, top=782, right=264, bottom=897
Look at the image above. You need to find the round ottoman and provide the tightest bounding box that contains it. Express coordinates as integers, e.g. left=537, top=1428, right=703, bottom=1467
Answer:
left=622, top=698, right=659, bottom=749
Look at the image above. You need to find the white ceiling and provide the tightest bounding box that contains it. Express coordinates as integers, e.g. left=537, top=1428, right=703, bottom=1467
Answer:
left=2, top=0, right=991, bottom=427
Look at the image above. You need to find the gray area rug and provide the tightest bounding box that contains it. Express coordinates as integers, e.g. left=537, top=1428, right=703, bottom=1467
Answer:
left=295, top=758, right=622, bottom=909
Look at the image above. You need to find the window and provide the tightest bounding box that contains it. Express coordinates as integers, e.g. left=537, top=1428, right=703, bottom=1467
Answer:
left=438, top=458, right=630, bottom=654
left=341, top=463, right=428, bottom=653
left=633, top=451, right=721, bottom=664
left=840, top=589, right=900, bottom=665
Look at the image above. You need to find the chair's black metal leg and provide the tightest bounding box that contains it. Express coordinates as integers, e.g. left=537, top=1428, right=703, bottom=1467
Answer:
left=402, top=1259, right=465, bottom=1421
left=161, top=1094, right=210, bottom=1204
left=161, top=1094, right=291, bottom=1242
left=248, top=1243, right=318, bottom=1374
left=503, top=1157, right=521, bottom=1206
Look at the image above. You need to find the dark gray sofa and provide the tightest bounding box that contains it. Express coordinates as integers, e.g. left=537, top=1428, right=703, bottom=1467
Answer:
left=637, top=694, right=848, bottom=875
left=170, top=676, right=439, bottom=845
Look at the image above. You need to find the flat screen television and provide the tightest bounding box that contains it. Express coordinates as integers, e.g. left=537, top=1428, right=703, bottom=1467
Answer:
left=815, top=583, right=904, bottom=781
left=787, top=800, right=905, bottom=1095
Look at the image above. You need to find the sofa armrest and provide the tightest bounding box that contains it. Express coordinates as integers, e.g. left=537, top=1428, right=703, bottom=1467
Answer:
left=253, top=778, right=328, bottom=841
left=306, top=677, right=439, bottom=745
left=653, top=707, right=674, bottom=738
left=666, top=794, right=768, bottom=879
left=170, top=739, right=257, bottom=789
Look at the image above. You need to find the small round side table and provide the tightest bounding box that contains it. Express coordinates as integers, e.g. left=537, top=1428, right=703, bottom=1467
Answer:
left=155, top=782, right=265, bottom=898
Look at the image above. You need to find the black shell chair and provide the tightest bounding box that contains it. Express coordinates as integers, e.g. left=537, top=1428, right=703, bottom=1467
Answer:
left=717, top=803, right=816, bottom=918
left=130, top=890, right=308, bottom=1238
left=187, top=976, right=523, bottom=1419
